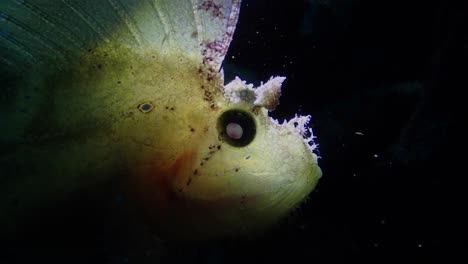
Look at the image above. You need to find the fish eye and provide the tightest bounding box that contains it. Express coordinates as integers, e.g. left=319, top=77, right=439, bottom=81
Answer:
left=138, top=102, right=154, bottom=113
left=218, top=109, right=256, bottom=147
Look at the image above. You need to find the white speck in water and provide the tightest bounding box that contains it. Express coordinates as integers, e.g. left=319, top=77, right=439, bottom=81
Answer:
left=374, top=154, right=379, bottom=158
left=354, top=131, right=364, bottom=135
left=418, top=244, right=423, bottom=248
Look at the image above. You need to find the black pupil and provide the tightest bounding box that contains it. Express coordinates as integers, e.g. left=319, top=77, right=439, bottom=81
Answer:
left=141, top=104, right=152, bottom=111
left=218, top=109, right=256, bottom=147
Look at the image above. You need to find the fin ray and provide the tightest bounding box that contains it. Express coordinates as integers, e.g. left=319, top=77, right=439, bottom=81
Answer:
left=0, top=30, right=37, bottom=64
left=147, top=0, right=171, bottom=47
left=1, top=8, right=66, bottom=61
left=60, top=0, right=111, bottom=44
left=17, top=0, right=85, bottom=51
left=1, top=0, right=242, bottom=76
left=106, top=0, right=144, bottom=46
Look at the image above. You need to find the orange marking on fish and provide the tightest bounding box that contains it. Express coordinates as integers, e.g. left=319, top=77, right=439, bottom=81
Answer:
left=130, top=151, right=196, bottom=218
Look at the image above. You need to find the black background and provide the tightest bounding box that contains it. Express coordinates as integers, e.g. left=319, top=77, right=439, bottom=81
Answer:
left=220, top=0, right=465, bottom=263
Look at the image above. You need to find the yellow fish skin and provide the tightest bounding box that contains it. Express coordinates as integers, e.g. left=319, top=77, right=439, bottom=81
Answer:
left=0, top=0, right=321, bottom=241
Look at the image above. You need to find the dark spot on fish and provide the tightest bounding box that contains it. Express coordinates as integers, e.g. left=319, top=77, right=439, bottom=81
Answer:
left=200, top=162, right=204, bottom=166
left=97, top=64, right=102, bottom=69
left=170, top=107, right=175, bottom=111
left=88, top=48, right=92, bottom=52
left=117, top=80, right=122, bottom=85
left=193, top=169, right=198, bottom=175
left=190, top=127, right=195, bottom=132
left=245, top=155, right=251, bottom=160
left=165, top=106, right=169, bottom=110
left=186, top=177, right=192, bottom=186
left=138, top=102, right=154, bottom=113
left=191, top=31, right=198, bottom=38
left=235, top=168, right=239, bottom=172
left=252, top=107, right=261, bottom=115
left=151, top=55, right=156, bottom=59
left=217, top=145, right=221, bottom=150
left=197, top=1, right=224, bottom=17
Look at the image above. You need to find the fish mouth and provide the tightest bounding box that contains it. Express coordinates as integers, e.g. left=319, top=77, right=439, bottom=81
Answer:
left=127, top=148, right=320, bottom=241
left=127, top=150, right=238, bottom=240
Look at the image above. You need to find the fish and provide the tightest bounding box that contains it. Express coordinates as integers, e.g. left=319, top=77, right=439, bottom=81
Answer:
left=0, top=0, right=321, bottom=241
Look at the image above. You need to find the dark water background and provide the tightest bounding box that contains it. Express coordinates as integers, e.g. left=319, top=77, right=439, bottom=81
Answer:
left=225, top=0, right=464, bottom=262
left=2, top=0, right=465, bottom=263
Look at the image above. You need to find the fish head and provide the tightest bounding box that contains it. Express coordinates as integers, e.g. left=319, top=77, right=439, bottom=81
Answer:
left=128, top=67, right=322, bottom=240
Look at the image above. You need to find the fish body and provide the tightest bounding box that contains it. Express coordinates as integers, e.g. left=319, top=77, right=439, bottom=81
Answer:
left=0, top=0, right=321, bottom=240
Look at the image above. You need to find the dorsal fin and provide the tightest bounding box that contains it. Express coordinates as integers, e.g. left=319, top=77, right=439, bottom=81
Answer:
left=192, top=0, right=241, bottom=72
left=0, top=0, right=241, bottom=74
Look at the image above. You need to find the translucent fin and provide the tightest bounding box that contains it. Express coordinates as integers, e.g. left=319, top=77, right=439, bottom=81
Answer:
left=0, top=0, right=241, bottom=73
left=192, top=0, right=241, bottom=72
